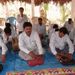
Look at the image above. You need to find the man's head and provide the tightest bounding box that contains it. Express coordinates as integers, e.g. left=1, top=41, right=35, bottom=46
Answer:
left=4, top=28, right=11, bottom=36
left=5, top=23, right=11, bottom=28
left=68, top=18, right=73, bottom=24
left=53, top=24, right=59, bottom=31
left=38, top=17, right=42, bottom=25
left=23, top=22, right=32, bottom=36
left=19, top=7, right=24, bottom=14
left=59, top=27, right=68, bottom=38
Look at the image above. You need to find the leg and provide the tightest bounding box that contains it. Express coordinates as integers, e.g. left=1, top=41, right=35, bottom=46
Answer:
left=19, top=51, right=44, bottom=66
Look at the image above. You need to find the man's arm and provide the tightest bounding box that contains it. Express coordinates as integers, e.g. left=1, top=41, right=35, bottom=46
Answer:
left=34, top=32, right=44, bottom=55
left=19, top=34, right=36, bottom=59
left=0, top=38, right=8, bottom=63
left=19, top=35, right=30, bottom=54
left=66, top=35, right=74, bottom=54
left=49, top=33, right=57, bottom=55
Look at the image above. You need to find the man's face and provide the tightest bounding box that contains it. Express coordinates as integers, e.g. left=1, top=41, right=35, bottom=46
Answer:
left=19, top=9, right=24, bottom=14
left=38, top=19, right=42, bottom=25
left=24, top=26, right=32, bottom=36
left=59, top=32, right=65, bottom=38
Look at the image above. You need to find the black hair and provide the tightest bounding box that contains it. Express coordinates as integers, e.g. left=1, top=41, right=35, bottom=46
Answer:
left=53, top=24, right=58, bottom=28
left=38, top=17, right=42, bottom=21
left=59, top=27, right=68, bottom=34
left=19, top=7, right=24, bottom=10
left=23, top=22, right=32, bottom=29
left=4, top=27, right=11, bottom=35
left=68, top=18, right=72, bottom=21
left=53, top=24, right=59, bottom=31
left=0, top=64, right=3, bottom=72
left=5, top=23, right=11, bottom=28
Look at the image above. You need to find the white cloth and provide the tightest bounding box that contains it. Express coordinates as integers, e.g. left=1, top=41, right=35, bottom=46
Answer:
left=33, top=24, right=46, bottom=35
left=49, top=32, right=74, bottom=55
left=69, top=28, right=75, bottom=45
left=19, top=31, right=44, bottom=54
left=48, top=28, right=55, bottom=40
left=64, top=21, right=74, bottom=33
left=0, top=37, right=7, bottom=55
left=2, top=32, right=13, bottom=44
left=16, top=14, right=28, bottom=32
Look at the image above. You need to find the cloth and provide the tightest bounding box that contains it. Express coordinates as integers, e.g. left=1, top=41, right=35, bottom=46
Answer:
left=27, top=55, right=44, bottom=66
left=64, top=21, right=74, bottom=33
left=49, top=32, right=74, bottom=55
left=69, top=28, right=75, bottom=45
left=48, top=28, right=55, bottom=40
left=16, top=14, right=28, bottom=32
left=33, top=24, right=46, bottom=36
left=19, top=31, right=44, bottom=60
left=0, top=37, right=7, bottom=55
left=56, top=49, right=75, bottom=65
left=2, top=32, right=13, bottom=44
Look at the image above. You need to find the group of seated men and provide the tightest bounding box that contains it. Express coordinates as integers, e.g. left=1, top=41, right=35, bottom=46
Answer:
left=0, top=17, right=75, bottom=67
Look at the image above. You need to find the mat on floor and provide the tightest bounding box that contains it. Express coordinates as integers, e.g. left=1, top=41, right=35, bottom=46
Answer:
left=6, top=67, right=75, bottom=75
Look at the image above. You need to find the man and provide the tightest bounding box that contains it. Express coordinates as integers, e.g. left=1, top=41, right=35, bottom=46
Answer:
left=69, top=27, right=75, bottom=47
left=2, top=27, right=13, bottom=51
left=2, top=27, right=19, bottom=52
left=49, top=27, right=74, bottom=65
left=16, top=7, right=28, bottom=34
left=48, top=24, right=59, bottom=41
left=64, top=18, right=74, bottom=34
left=0, top=37, right=7, bottom=63
left=33, top=18, right=46, bottom=40
left=5, top=23, right=17, bottom=37
left=19, top=22, right=44, bottom=66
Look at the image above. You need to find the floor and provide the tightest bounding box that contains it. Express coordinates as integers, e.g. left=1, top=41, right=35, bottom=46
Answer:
left=0, top=50, right=75, bottom=75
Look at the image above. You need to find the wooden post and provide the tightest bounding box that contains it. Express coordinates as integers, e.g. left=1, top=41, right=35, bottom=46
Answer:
left=71, top=0, right=75, bottom=26
left=71, top=0, right=75, bottom=20
left=31, top=0, right=35, bottom=18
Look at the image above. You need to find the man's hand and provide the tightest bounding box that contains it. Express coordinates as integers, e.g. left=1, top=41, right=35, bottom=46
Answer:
left=55, top=53, right=62, bottom=61
left=1, top=55, right=6, bottom=63
left=29, top=51, right=36, bottom=59
left=67, top=53, right=72, bottom=60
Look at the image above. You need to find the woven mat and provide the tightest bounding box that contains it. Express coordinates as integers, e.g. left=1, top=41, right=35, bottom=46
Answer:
left=6, top=67, right=75, bottom=75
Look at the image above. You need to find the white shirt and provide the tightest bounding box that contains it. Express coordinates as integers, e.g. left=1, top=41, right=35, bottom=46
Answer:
left=2, top=32, right=13, bottom=44
left=0, top=37, right=7, bottom=55
left=69, top=28, right=75, bottom=45
left=33, top=24, right=46, bottom=35
left=49, top=32, right=74, bottom=55
left=16, top=14, right=28, bottom=32
left=48, top=28, right=55, bottom=40
left=19, top=31, right=44, bottom=54
left=64, top=21, right=74, bottom=33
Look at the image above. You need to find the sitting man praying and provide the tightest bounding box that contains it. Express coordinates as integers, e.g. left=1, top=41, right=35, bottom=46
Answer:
left=19, top=22, right=44, bottom=66
left=49, top=27, right=74, bottom=65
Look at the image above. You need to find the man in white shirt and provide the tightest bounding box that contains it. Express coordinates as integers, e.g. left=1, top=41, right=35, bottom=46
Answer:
left=0, top=37, right=7, bottom=63
left=16, top=7, right=28, bottom=34
left=64, top=18, right=74, bottom=34
left=69, top=27, right=75, bottom=47
left=49, top=27, right=74, bottom=65
left=48, top=24, right=59, bottom=41
left=5, top=23, right=17, bottom=37
left=33, top=18, right=46, bottom=39
left=2, top=27, right=13, bottom=52
left=19, top=22, right=44, bottom=66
